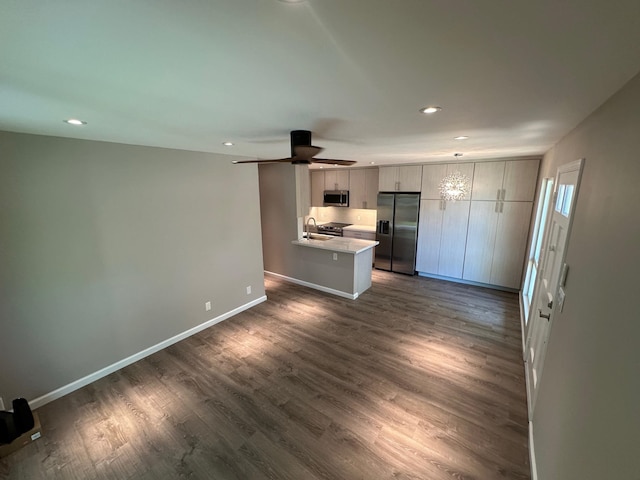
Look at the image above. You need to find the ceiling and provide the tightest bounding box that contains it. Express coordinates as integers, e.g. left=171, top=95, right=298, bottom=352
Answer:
left=2, top=1, right=640, bottom=168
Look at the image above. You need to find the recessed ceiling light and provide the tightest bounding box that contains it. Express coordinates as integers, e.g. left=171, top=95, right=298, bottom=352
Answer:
left=370, top=161, right=375, bottom=165
left=454, top=136, right=469, bottom=140
left=64, top=118, right=86, bottom=125
left=222, top=142, right=234, bottom=146
left=419, top=106, right=442, bottom=114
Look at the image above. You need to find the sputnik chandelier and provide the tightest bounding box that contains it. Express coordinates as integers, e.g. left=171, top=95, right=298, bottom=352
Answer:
left=439, top=171, right=470, bottom=201
left=439, top=153, right=470, bottom=201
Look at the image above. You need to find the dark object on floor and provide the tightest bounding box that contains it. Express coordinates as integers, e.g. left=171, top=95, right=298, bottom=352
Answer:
left=0, top=398, right=34, bottom=445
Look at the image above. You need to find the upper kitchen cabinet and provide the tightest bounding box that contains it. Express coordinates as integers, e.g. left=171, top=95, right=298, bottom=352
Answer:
left=349, top=168, right=379, bottom=209
left=295, top=165, right=311, bottom=217
left=379, top=165, right=423, bottom=192
left=471, top=159, right=539, bottom=201
left=310, top=170, right=324, bottom=207
left=324, top=170, right=350, bottom=190
left=421, top=163, right=475, bottom=199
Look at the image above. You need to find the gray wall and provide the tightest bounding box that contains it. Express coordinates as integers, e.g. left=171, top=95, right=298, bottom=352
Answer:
left=258, top=163, right=358, bottom=295
left=0, top=131, right=266, bottom=403
left=533, top=73, right=640, bottom=478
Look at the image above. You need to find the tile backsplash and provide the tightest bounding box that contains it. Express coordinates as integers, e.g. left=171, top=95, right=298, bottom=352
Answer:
left=306, top=207, right=377, bottom=227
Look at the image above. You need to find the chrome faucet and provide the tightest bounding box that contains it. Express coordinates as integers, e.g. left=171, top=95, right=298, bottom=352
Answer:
left=305, top=217, right=317, bottom=238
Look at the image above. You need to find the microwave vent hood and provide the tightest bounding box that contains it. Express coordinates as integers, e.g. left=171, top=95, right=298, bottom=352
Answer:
left=323, top=190, right=349, bottom=207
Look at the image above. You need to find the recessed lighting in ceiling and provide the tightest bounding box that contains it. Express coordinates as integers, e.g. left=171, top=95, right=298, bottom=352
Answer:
left=419, top=106, right=442, bottom=114
left=222, top=142, right=234, bottom=146
left=454, top=136, right=469, bottom=140
left=370, top=161, right=375, bottom=165
left=64, top=118, right=86, bottom=125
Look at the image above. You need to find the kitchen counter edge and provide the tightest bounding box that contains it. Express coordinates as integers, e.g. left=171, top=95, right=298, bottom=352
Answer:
left=292, top=237, right=379, bottom=254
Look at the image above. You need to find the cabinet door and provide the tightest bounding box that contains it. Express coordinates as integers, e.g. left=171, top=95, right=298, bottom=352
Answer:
left=397, top=166, right=422, bottom=191
left=295, top=165, right=311, bottom=217
left=324, top=170, right=349, bottom=190
left=471, top=161, right=505, bottom=201
left=348, top=169, right=366, bottom=209
left=310, top=170, right=324, bottom=207
left=364, top=168, right=379, bottom=209
left=503, top=159, right=539, bottom=201
left=421, top=164, right=448, bottom=199
left=416, top=200, right=444, bottom=274
left=463, top=201, right=499, bottom=283
left=490, top=201, right=533, bottom=288
left=378, top=167, right=397, bottom=191
left=438, top=200, right=471, bottom=278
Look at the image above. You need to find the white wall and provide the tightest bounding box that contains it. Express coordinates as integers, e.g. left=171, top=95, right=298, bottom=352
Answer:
left=0, top=131, right=266, bottom=404
left=532, top=73, right=640, bottom=478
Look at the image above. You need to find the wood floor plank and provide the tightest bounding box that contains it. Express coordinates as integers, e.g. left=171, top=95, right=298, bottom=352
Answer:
left=0, top=271, right=530, bottom=479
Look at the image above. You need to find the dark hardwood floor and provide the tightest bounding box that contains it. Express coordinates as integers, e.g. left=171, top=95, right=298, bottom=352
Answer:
left=1, top=271, right=530, bottom=479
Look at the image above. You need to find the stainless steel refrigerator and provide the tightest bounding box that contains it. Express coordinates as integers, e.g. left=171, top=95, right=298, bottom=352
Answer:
left=375, top=193, right=420, bottom=274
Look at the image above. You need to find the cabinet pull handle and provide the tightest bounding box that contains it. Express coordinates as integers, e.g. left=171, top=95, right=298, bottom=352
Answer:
left=443, top=201, right=446, bottom=211
left=500, top=201, right=504, bottom=213
left=495, top=201, right=500, bottom=213
left=496, top=189, right=501, bottom=200
left=363, top=201, right=367, bottom=209
left=501, top=189, right=506, bottom=200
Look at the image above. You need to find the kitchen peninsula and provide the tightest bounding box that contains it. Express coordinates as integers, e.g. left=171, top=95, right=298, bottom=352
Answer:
left=290, top=235, right=378, bottom=299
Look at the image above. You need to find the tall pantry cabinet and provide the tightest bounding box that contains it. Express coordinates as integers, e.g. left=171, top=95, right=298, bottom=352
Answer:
left=462, top=159, right=539, bottom=288
left=416, top=163, right=474, bottom=278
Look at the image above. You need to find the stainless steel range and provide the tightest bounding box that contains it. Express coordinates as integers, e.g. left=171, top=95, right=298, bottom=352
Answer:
left=317, top=222, right=352, bottom=237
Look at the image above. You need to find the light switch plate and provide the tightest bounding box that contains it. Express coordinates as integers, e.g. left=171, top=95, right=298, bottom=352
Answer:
left=333, top=253, right=338, bottom=261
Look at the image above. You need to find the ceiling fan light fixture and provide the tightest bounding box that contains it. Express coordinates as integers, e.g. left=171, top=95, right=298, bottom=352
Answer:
left=419, top=106, right=442, bottom=114
left=454, top=136, right=469, bottom=140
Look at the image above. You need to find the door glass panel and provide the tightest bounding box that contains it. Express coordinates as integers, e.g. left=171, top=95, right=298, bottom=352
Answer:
left=522, top=178, right=553, bottom=325
left=561, top=184, right=574, bottom=217
left=555, top=184, right=565, bottom=212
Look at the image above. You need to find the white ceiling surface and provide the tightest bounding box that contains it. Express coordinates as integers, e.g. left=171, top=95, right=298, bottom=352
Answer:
left=2, top=1, right=640, bottom=167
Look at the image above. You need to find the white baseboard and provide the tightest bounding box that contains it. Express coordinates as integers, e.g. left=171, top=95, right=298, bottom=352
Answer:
left=265, top=271, right=357, bottom=300
left=529, top=421, right=538, bottom=480
left=28, top=296, right=267, bottom=409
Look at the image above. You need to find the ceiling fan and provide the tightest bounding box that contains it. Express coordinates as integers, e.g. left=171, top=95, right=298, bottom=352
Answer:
left=233, top=130, right=356, bottom=166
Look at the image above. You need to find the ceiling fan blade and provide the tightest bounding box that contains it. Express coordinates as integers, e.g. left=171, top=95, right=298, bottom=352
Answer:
left=311, top=158, right=357, bottom=166
left=232, top=158, right=293, bottom=164
left=293, top=145, right=323, bottom=159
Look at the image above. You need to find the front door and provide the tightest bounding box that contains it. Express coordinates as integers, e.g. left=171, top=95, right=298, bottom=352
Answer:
left=525, top=158, right=584, bottom=418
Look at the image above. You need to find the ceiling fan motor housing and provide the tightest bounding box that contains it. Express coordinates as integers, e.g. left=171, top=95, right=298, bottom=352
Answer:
left=290, top=130, right=312, bottom=157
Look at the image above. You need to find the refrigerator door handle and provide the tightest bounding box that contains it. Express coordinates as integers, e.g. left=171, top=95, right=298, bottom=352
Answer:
left=378, top=220, right=390, bottom=234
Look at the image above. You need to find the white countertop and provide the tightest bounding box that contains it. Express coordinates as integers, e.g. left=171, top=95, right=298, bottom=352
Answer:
left=342, top=224, right=376, bottom=233
left=292, top=236, right=379, bottom=254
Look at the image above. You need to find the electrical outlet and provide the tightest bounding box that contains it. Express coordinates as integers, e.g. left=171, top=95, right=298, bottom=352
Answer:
left=333, top=253, right=338, bottom=261
left=357, top=215, right=361, bottom=221
left=246, top=285, right=251, bottom=295
left=0, top=397, right=4, bottom=411
left=205, top=301, right=211, bottom=311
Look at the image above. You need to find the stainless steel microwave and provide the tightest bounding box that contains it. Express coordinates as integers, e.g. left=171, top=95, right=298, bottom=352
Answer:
left=323, top=190, right=349, bottom=207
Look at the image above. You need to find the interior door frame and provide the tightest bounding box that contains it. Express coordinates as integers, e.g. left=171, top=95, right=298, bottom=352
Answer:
left=524, top=158, right=584, bottom=419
